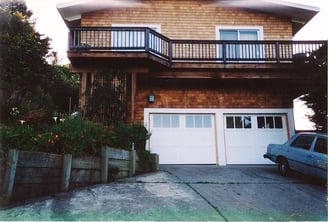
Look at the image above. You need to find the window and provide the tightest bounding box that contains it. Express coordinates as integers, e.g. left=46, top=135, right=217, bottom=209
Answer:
left=186, top=115, right=212, bottom=128
left=226, top=116, right=251, bottom=129
left=217, top=26, right=263, bottom=60
left=153, top=114, right=179, bottom=128
left=290, top=135, right=315, bottom=150
left=314, top=137, right=328, bottom=154
left=257, top=116, right=283, bottom=129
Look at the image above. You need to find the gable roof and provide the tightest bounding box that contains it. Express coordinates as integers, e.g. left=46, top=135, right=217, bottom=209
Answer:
left=57, top=0, right=319, bottom=35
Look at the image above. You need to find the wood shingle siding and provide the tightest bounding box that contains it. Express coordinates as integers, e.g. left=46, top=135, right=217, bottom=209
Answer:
left=134, top=78, right=294, bottom=122
left=81, top=0, right=292, bottom=40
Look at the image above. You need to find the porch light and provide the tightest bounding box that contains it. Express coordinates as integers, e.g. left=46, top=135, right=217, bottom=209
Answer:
left=148, top=92, right=155, bottom=103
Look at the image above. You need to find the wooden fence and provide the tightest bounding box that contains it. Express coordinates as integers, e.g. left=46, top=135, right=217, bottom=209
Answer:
left=0, top=147, right=159, bottom=207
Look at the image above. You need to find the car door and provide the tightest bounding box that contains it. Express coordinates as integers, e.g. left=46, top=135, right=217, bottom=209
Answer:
left=306, top=136, right=328, bottom=179
left=286, top=134, right=316, bottom=174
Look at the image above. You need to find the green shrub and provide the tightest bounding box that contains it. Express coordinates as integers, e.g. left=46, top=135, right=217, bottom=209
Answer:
left=0, top=116, right=110, bottom=157
left=109, top=123, right=131, bottom=149
left=130, top=122, right=151, bottom=151
left=0, top=117, right=150, bottom=159
left=137, top=150, right=154, bottom=172
left=47, top=117, right=110, bottom=156
left=0, top=125, right=40, bottom=153
left=110, top=122, right=151, bottom=150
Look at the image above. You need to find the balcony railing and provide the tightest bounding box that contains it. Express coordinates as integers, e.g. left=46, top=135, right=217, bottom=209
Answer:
left=69, top=27, right=327, bottom=65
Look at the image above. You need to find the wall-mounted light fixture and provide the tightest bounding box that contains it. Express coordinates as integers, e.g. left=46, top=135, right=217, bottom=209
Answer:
left=148, top=91, right=155, bottom=103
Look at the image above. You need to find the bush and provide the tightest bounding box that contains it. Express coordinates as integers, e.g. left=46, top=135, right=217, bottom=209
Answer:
left=130, top=122, right=151, bottom=151
left=0, top=117, right=151, bottom=159
left=110, top=122, right=151, bottom=150
left=53, top=117, right=110, bottom=156
left=0, top=116, right=110, bottom=157
left=0, top=125, right=40, bottom=153
left=137, top=150, right=154, bottom=172
left=109, top=123, right=131, bottom=149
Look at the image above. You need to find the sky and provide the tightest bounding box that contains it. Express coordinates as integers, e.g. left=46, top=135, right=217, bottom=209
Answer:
left=24, top=0, right=328, bottom=130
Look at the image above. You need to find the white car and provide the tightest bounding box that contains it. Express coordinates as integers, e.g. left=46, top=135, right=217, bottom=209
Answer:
left=264, top=132, right=327, bottom=180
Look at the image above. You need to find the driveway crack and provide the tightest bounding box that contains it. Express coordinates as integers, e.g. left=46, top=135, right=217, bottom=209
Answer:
left=164, top=169, right=228, bottom=222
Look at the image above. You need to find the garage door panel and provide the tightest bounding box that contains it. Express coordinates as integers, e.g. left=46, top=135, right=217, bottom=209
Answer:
left=179, top=145, right=216, bottom=164
left=257, top=131, right=288, bottom=144
left=151, top=144, right=216, bottom=164
left=151, top=130, right=180, bottom=145
left=149, top=114, right=216, bottom=164
left=224, top=114, right=288, bottom=164
left=226, top=146, right=273, bottom=164
left=183, top=131, right=215, bottom=145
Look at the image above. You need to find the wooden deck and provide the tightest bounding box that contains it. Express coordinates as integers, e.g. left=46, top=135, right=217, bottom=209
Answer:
left=67, top=26, right=327, bottom=69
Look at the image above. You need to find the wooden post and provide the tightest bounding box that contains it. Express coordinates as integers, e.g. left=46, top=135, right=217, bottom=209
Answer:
left=2, top=149, right=19, bottom=206
left=61, top=154, right=72, bottom=192
left=129, top=150, right=136, bottom=176
left=130, top=72, right=136, bottom=122
left=101, top=147, right=109, bottom=183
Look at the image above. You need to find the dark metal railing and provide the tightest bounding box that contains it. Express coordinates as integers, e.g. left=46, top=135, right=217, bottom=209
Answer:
left=69, top=27, right=327, bottom=65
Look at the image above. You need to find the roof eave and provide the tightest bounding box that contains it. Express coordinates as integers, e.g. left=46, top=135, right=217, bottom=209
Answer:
left=216, top=0, right=319, bottom=35
left=56, top=0, right=142, bottom=26
left=57, top=0, right=319, bottom=35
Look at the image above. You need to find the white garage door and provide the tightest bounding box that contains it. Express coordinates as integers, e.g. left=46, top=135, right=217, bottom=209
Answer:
left=149, top=114, right=217, bottom=164
left=224, top=114, right=288, bottom=164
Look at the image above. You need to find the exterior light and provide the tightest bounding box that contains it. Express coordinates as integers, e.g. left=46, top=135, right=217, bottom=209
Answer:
left=148, top=92, right=155, bottom=103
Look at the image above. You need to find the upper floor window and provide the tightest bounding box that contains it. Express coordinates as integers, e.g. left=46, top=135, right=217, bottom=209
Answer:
left=216, top=26, right=263, bottom=60
left=219, top=29, right=260, bottom=41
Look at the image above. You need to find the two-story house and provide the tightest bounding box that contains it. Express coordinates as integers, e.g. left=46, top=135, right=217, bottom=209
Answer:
left=57, top=0, right=326, bottom=165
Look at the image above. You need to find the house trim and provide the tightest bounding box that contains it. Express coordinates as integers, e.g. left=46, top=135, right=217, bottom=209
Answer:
left=215, top=25, right=264, bottom=40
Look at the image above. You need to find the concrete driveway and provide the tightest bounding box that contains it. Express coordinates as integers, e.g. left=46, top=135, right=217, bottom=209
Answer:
left=0, top=165, right=326, bottom=221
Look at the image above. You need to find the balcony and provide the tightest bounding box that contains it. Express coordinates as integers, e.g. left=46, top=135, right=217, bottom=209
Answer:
left=68, top=27, right=327, bottom=69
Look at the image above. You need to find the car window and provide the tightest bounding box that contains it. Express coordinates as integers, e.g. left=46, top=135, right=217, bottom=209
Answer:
left=313, top=137, right=328, bottom=155
left=290, top=135, right=315, bottom=150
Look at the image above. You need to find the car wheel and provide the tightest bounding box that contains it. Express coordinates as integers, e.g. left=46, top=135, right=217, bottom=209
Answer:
left=278, top=158, right=290, bottom=177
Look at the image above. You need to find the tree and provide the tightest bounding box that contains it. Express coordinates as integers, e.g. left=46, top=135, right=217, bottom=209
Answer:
left=299, top=43, right=327, bottom=132
left=49, top=65, right=79, bottom=114
left=0, top=0, right=51, bottom=122
left=0, top=0, right=32, bottom=18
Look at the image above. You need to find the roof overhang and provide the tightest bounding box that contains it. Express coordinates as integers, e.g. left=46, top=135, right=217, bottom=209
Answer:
left=57, top=0, right=319, bottom=35
left=57, top=0, right=142, bottom=24
left=215, top=0, right=319, bottom=35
